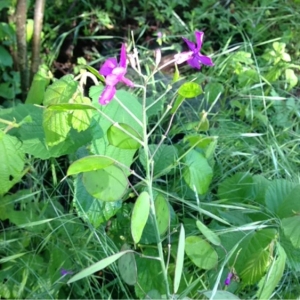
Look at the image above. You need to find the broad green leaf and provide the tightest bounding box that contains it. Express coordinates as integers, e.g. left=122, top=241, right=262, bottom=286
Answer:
left=74, top=176, right=122, bottom=227
left=235, top=229, right=277, bottom=285
left=183, top=150, right=213, bottom=195
left=67, top=250, right=134, bottom=284
left=118, top=244, right=137, bottom=285
left=0, top=45, right=12, bottom=67
left=203, top=290, right=240, bottom=299
left=25, top=65, right=51, bottom=104
left=265, top=180, right=300, bottom=218
left=134, top=248, right=169, bottom=298
left=204, top=82, right=224, bottom=104
left=185, top=236, right=218, bottom=270
left=282, top=216, right=300, bottom=248
left=155, top=194, right=170, bottom=235
left=174, top=224, right=185, bottom=293
left=178, top=82, right=203, bottom=98
left=256, top=243, right=286, bottom=299
left=139, top=144, right=178, bottom=177
left=218, top=172, right=254, bottom=202
left=44, top=75, right=78, bottom=105
left=285, top=68, right=298, bottom=90
left=131, top=191, right=150, bottom=244
left=71, top=95, right=93, bottom=132
left=196, top=220, right=221, bottom=246
left=68, top=155, right=114, bottom=175
left=280, top=233, right=300, bottom=272
left=0, top=131, right=25, bottom=195
left=107, top=123, right=142, bottom=149
left=43, top=109, right=72, bottom=146
left=82, top=166, right=128, bottom=202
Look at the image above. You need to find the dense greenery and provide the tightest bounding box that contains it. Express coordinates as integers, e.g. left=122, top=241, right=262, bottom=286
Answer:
left=1, top=0, right=300, bottom=299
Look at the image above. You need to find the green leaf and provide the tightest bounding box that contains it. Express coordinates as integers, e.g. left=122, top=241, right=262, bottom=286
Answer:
left=67, top=250, right=134, bottom=284
left=155, top=194, right=170, bottom=235
left=82, top=166, right=128, bottom=202
left=196, top=220, right=221, bottom=246
left=171, top=94, right=185, bottom=113
left=174, top=223, right=185, bottom=293
left=178, top=82, right=203, bottom=98
left=285, top=68, right=298, bottom=91
left=265, top=180, right=300, bottom=218
left=0, top=45, right=12, bottom=67
left=183, top=150, right=213, bottom=195
left=185, top=236, right=218, bottom=270
left=43, top=109, right=72, bottom=146
left=282, top=216, right=300, bottom=248
left=118, top=244, right=137, bottom=285
left=139, top=144, right=178, bottom=176
left=0, top=131, right=25, bottom=195
left=67, top=155, right=114, bottom=175
left=107, top=123, right=142, bottom=149
left=256, top=243, right=286, bottom=299
left=204, top=82, right=224, bottom=104
left=134, top=248, right=169, bottom=298
left=25, top=65, right=51, bottom=104
left=44, top=75, right=78, bottom=105
left=74, top=176, right=122, bottom=227
left=203, top=290, right=240, bottom=299
left=131, top=191, right=150, bottom=244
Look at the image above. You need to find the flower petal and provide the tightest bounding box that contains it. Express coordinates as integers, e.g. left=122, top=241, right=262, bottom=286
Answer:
left=183, top=37, right=196, bottom=52
left=194, top=31, right=204, bottom=52
left=196, top=54, right=214, bottom=66
left=187, top=56, right=201, bottom=69
left=99, top=85, right=116, bottom=105
left=121, top=76, right=134, bottom=87
left=106, top=73, right=121, bottom=86
left=119, top=43, right=127, bottom=68
left=174, top=51, right=193, bottom=64
left=99, top=58, right=118, bottom=76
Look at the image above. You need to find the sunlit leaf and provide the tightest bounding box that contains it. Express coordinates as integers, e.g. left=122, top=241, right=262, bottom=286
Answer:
left=196, top=220, right=221, bottom=246
left=178, top=82, right=203, bottom=98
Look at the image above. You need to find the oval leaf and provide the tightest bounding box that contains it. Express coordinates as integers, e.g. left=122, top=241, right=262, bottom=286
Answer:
left=107, top=123, right=142, bottom=149
left=185, top=236, right=218, bottom=270
left=68, top=155, right=114, bottom=176
left=82, top=166, right=128, bottom=201
left=118, top=244, right=137, bottom=285
left=178, top=82, right=203, bottom=98
left=131, top=191, right=151, bottom=244
left=196, top=220, right=221, bottom=246
left=155, top=194, right=170, bottom=235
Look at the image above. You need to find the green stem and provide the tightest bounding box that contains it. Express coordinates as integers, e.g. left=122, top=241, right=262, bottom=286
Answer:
left=141, top=82, right=171, bottom=299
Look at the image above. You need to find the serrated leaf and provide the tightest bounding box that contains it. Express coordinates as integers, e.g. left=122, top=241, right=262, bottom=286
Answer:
left=118, top=244, right=137, bottom=285
left=185, top=236, right=218, bottom=270
left=131, top=191, right=150, bottom=244
left=183, top=150, right=213, bottom=195
left=68, top=155, right=114, bottom=175
left=107, top=123, right=142, bottom=149
left=174, top=224, right=185, bottom=293
left=82, top=166, right=128, bottom=202
left=0, top=131, right=25, bottom=195
left=196, top=220, right=221, bottom=246
left=256, top=243, right=286, bottom=299
left=67, top=250, right=134, bottom=284
left=43, top=109, right=72, bottom=146
left=44, top=75, right=78, bottom=105
left=282, top=216, right=300, bottom=248
left=178, top=82, right=203, bottom=98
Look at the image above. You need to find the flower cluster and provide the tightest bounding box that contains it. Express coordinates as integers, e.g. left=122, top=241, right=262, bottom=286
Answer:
left=98, top=31, right=214, bottom=105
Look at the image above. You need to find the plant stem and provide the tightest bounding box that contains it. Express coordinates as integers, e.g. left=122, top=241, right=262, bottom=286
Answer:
left=141, top=83, right=171, bottom=299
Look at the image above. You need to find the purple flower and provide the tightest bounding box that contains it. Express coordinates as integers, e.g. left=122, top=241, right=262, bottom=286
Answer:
left=60, top=268, right=73, bottom=276
left=224, top=272, right=233, bottom=286
left=174, top=31, right=214, bottom=70
left=99, top=44, right=134, bottom=105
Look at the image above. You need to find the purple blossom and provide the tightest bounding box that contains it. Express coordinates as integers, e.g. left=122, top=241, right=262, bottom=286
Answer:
left=174, top=31, right=214, bottom=70
left=60, top=268, right=73, bottom=276
left=99, top=44, right=134, bottom=105
left=224, top=272, right=233, bottom=286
